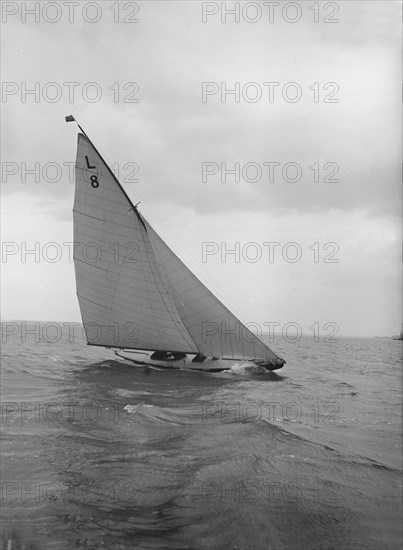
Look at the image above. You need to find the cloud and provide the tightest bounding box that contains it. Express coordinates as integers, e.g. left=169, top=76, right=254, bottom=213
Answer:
left=1, top=1, right=401, bottom=335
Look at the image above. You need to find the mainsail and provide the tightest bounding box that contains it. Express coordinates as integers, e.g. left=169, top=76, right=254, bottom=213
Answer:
left=72, top=129, right=284, bottom=366
left=73, top=133, right=198, bottom=353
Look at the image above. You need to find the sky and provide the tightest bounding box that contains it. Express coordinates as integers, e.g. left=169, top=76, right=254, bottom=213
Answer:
left=1, top=0, right=401, bottom=337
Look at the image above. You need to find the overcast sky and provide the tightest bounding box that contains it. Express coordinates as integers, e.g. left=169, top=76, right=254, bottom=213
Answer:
left=1, top=1, right=401, bottom=337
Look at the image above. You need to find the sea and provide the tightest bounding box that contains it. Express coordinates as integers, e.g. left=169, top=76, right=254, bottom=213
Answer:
left=1, top=322, right=402, bottom=550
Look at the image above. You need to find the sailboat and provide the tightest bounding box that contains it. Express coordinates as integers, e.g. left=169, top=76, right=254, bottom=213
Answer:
left=66, top=115, right=285, bottom=372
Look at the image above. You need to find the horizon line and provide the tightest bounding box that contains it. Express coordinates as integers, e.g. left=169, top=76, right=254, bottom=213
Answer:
left=1, top=318, right=400, bottom=339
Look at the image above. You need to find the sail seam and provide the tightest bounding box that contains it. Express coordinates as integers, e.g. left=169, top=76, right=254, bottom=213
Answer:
left=74, top=257, right=108, bottom=272
left=78, top=294, right=112, bottom=310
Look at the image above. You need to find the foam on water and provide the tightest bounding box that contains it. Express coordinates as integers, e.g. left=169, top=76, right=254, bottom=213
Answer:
left=226, top=362, right=270, bottom=375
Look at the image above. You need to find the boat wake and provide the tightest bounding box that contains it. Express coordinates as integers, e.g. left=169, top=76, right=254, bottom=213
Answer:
left=223, top=362, right=269, bottom=375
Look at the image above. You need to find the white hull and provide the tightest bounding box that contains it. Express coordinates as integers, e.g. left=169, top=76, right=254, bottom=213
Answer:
left=114, top=350, right=284, bottom=372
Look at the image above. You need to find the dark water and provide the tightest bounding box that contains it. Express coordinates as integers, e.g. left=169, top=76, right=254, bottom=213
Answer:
left=1, top=323, right=402, bottom=550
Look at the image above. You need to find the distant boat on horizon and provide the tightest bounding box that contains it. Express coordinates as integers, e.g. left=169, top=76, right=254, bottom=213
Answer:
left=66, top=115, right=285, bottom=372
left=393, top=331, right=403, bottom=341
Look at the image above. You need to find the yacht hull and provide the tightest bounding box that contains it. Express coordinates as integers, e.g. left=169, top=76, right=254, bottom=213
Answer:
left=114, top=350, right=284, bottom=372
